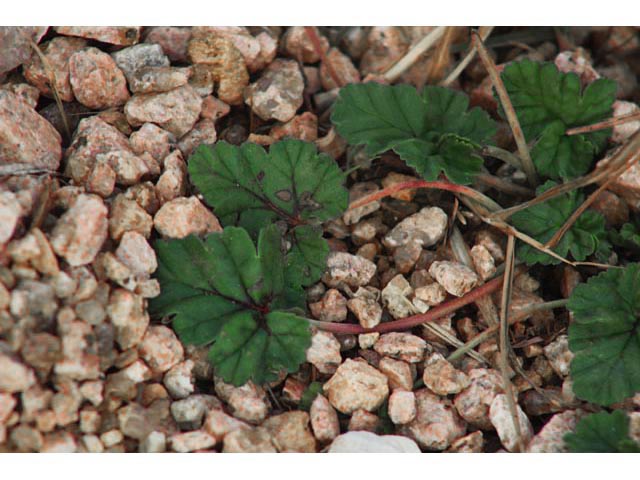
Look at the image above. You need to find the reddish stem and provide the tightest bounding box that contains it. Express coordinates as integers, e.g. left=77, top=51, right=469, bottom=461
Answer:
left=348, top=180, right=485, bottom=211
left=314, top=272, right=507, bottom=335
left=304, top=27, right=343, bottom=88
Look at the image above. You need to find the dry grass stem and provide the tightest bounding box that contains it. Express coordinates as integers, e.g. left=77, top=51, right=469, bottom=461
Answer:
left=441, top=26, right=494, bottom=87
left=472, top=31, right=539, bottom=188
left=383, top=26, right=447, bottom=83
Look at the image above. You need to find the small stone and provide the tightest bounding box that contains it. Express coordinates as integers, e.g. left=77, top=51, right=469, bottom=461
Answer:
left=203, top=408, right=250, bottom=440
left=282, top=27, right=328, bottom=63
left=21, top=333, right=62, bottom=374
left=393, top=240, right=423, bottom=274
left=81, top=434, right=104, bottom=453
left=0, top=27, right=48, bottom=75
left=177, top=119, right=217, bottom=157
left=0, top=353, right=36, bottom=393
left=453, top=368, right=503, bottom=430
left=115, top=231, right=157, bottom=277
left=0, top=191, right=22, bottom=245
left=10, top=425, right=44, bottom=452
left=79, top=380, right=104, bottom=407
left=422, top=352, right=470, bottom=396
left=170, top=430, right=216, bottom=452
left=305, top=330, right=342, bottom=374
left=170, top=394, right=219, bottom=426
left=55, top=26, right=141, bottom=46
left=139, top=431, right=167, bottom=453
left=125, top=85, right=203, bottom=137
left=188, top=32, right=249, bottom=105
left=223, top=381, right=269, bottom=425
left=373, top=332, right=427, bottom=364
left=0, top=393, right=17, bottom=424
left=400, top=389, right=467, bottom=451
left=388, top=390, right=416, bottom=425
left=309, top=288, right=348, bottom=323
left=358, top=333, right=379, bottom=349
left=50, top=194, right=107, bottom=267
left=323, top=359, right=389, bottom=414
left=263, top=411, right=316, bottom=452
left=244, top=59, right=304, bottom=122
left=145, top=27, right=191, bottom=63
left=163, top=360, right=195, bottom=399
left=139, top=326, right=184, bottom=374
left=320, top=48, right=361, bottom=90
left=111, top=43, right=170, bottom=83
left=381, top=173, right=419, bottom=202
left=378, top=357, right=414, bottom=391
left=360, top=27, right=408, bottom=76
left=110, top=194, right=154, bottom=241
left=130, top=124, right=172, bottom=162
left=347, top=287, right=383, bottom=329
left=271, top=112, right=318, bottom=142
left=384, top=207, right=448, bottom=249
left=554, top=49, right=600, bottom=86
left=154, top=196, right=222, bottom=239
left=222, top=426, right=276, bottom=453
left=329, top=431, right=420, bottom=453
left=322, top=252, right=377, bottom=288
left=447, top=431, right=484, bottom=453
left=0, top=91, right=62, bottom=170
left=611, top=100, right=640, bottom=143
left=381, top=274, right=416, bottom=319
left=192, top=27, right=270, bottom=73
left=470, top=244, right=497, bottom=281
left=543, top=335, right=573, bottom=378
left=69, top=47, right=130, bottom=109
left=414, top=282, right=447, bottom=306
left=95, top=149, right=151, bottom=186
left=100, top=429, right=124, bottom=448
left=41, top=431, right=77, bottom=453
left=64, top=116, right=130, bottom=184
left=489, top=394, right=534, bottom=452
left=527, top=409, right=584, bottom=453
left=200, top=95, right=230, bottom=122
left=22, top=37, right=87, bottom=101
left=107, top=289, right=149, bottom=350
left=310, top=394, right=340, bottom=443
left=155, top=151, right=187, bottom=204
left=475, top=229, right=505, bottom=263
left=343, top=182, right=380, bottom=225
left=348, top=409, right=380, bottom=432
left=429, top=261, right=478, bottom=297
left=590, top=190, right=629, bottom=227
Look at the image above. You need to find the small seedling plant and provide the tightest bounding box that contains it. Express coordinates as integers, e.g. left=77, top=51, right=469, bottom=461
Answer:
left=150, top=57, right=640, bottom=451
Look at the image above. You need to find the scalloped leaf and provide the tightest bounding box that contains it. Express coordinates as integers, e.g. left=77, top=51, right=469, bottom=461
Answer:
left=332, top=83, right=496, bottom=184
left=567, top=264, right=640, bottom=405
left=511, top=181, right=609, bottom=265
left=150, top=225, right=311, bottom=386
left=564, top=411, right=640, bottom=452
left=500, top=59, right=616, bottom=179
left=188, top=139, right=348, bottom=236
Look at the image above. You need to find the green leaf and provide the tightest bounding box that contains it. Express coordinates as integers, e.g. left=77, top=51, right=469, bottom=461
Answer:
left=500, top=59, right=616, bottom=179
left=299, top=382, right=324, bottom=411
left=564, top=411, right=640, bottom=452
left=188, top=139, right=348, bottom=236
left=332, top=83, right=496, bottom=184
left=150, top=225, right=311, bottom=386
left=567, top=264, right=640, bottom=405
left=611, top=222, right=640, bottom=252
left=286, top=225, right=330, bottom=288
left=209, top=311, right=311, bottom=386
left=511, top=181, right=609, bottom=265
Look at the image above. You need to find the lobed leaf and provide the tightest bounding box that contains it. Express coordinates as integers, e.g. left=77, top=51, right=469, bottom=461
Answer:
left=564, top=411, right=640, bottom=452
left=500, top=59, right=616, bottom=179
left=511, top=181, right=609, bottom=265
left=188, top=139, right=348, bottom=236
left=332, top=83, right=496, bottom=184
left=150, top=225, right=311, bottom=386
left=567, top=264, right=640, bottom=405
